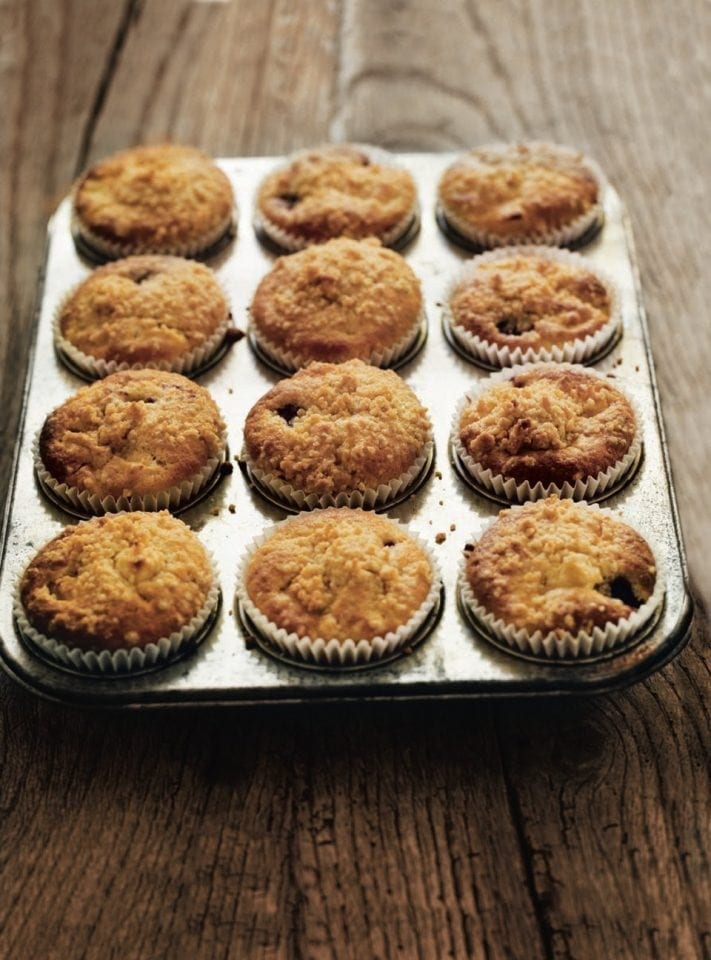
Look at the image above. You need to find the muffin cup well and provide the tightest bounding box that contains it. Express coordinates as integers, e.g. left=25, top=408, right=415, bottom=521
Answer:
left=458, top=504, right=665, bottom=660
left=242, top=436, right=434, bottom=512
left=33, top=425, right=229, bottom=517
left=53, top=278, right=235, bottom=381
left=13, top=549, right=220, bottom=675
left=437, top=142, right=606, bottom=251
left=442, top=246, right=622, bottom=369
left=236, top=513, right=442, bottom=667
left=253, top=144, right=420, bottom=253
left=450, top=364, right=643, bottom=503
left=247, top=305, right=428, bottom=375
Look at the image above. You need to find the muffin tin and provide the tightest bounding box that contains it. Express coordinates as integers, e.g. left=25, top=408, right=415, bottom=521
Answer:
left=0, top=153, right=693, bottom=706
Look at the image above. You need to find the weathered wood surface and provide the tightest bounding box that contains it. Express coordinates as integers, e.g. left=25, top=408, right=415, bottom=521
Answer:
left=0, top=1, right=709, bottom=958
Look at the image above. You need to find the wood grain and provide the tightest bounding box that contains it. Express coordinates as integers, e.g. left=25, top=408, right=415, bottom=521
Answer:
left=0, top=1, right=709, bottom=958
left=0, top=0, right=128, bottom=510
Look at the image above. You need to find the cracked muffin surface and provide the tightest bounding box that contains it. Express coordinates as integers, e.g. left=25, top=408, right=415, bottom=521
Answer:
left=438, top=143, right=599, bottom=242
left=59, top=255, right=229, bottom=366
left=73, top=144, right=234, bottom=256
left=250, top=237, right=422, bottom=365
left=256, top=145, right=417, bottom=247
left=20, top=512, right=214, bottom=651
left=245, top=509, right=433, bottom=642
left=450, top=254, right=612, bottom=351
left=243, top=359, right=432, bottom=496
left=458, top=365, right=637, bottom=486
left=465, top=498, right=656, bottom=636
left=39, top=370, right=225, bottom=499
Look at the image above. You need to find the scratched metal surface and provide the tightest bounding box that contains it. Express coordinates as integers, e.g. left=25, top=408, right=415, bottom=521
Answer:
left=0, top=154, right=693, bottom=707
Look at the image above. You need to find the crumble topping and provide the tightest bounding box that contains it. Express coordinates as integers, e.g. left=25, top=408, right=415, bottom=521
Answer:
left=246, top=509, right=433, bottom=642
left=243, top=359, right=432, bottom=495
left=257, top=146, right=416, bottom=243
left=40, top=370, right=225, bottom=499
left=59, top=256, right=229, bottom=364
left=251, top=237, right=422, bottom=364
left=20, top=512, right=213, bottom=650
left=74, top=144, right=233, bottom=251
left=466, top=498, right=656, bottom=636
left=450, top=254, right=611, bottom=350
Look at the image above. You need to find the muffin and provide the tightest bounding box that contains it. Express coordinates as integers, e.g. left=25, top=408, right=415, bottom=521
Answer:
left=249, top=237, right=424, bottom=371
left=444, top=247, right=620, bottom=367
left=453, top=364, right=641, bottom=502
left=238, top=508, right=441, bottom=665
left=15, top=511, right=218, bottom=673
left=461, top=498, right=662, bottom=659
left=254, top=144, right=418, bottom=252
left=36, top=369, right=227, bottom=514
left=437, top=142, right=604, bottom=250
left=242, top=359, right=433, bottom=510
left=73, top=144, right=235, bottom=261
left=55, top=255, right=232, bottom=378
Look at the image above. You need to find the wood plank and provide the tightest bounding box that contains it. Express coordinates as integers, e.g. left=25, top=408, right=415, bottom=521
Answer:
left=494, top=626, right=711, bottom=958
left=0, top=696, right=549, bottom=960
left=0, top=0, right=131, bottom=508
left=87, top=0, right=341, bottom=159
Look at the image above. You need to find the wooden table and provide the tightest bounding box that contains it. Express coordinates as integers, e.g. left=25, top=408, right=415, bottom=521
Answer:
left=1, top=2, right=709, bottom=957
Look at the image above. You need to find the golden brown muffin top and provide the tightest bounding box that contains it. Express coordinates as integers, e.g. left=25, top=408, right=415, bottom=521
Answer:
left=246, top=509, right=433, bottom=642
left=243, top=359, right=432, bottom=496
left=256, top=145, right=417, bottom=244
left=40, top=370, right=225, bottom=500
left=74, top=144, right=234, bottom=254
left=250, top=238, right=422, bottom=364
left=59, top=256, right=229, bottom=366
left=465, top=498, right=656, bottom=636
left=458, top=365, right=636, bottom=486
left=439, top=143, right=599, bottom=240
left=20, top=512, right=214, bottom=651
left=450, top=254, right=612, bottom=350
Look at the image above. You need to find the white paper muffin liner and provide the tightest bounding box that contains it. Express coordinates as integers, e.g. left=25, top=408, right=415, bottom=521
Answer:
left=243, top=435, right=434, bottom=511
left=442, top=246, right=622, bottom=368
left=33, top=421, right=229, bottom=516
left=437, top=142, right=606, bottom=250
left=459, top=503, right=665, bottom=660
left=71, top=199, right=238, bottom=262
left=253, top=144, right=420, bottom=252
left=53, top=275, right=234, bottom=380
left=237, top=512, right=442, bottom=666
left=248, top=305, right=427, bottom=374
left=450, top=363, right=643, bottom=503
left=13, top=544, right=220, bottom=675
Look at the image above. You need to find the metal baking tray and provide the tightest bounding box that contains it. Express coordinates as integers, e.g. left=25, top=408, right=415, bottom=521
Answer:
left=0, top=153, right=693, bottom=707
